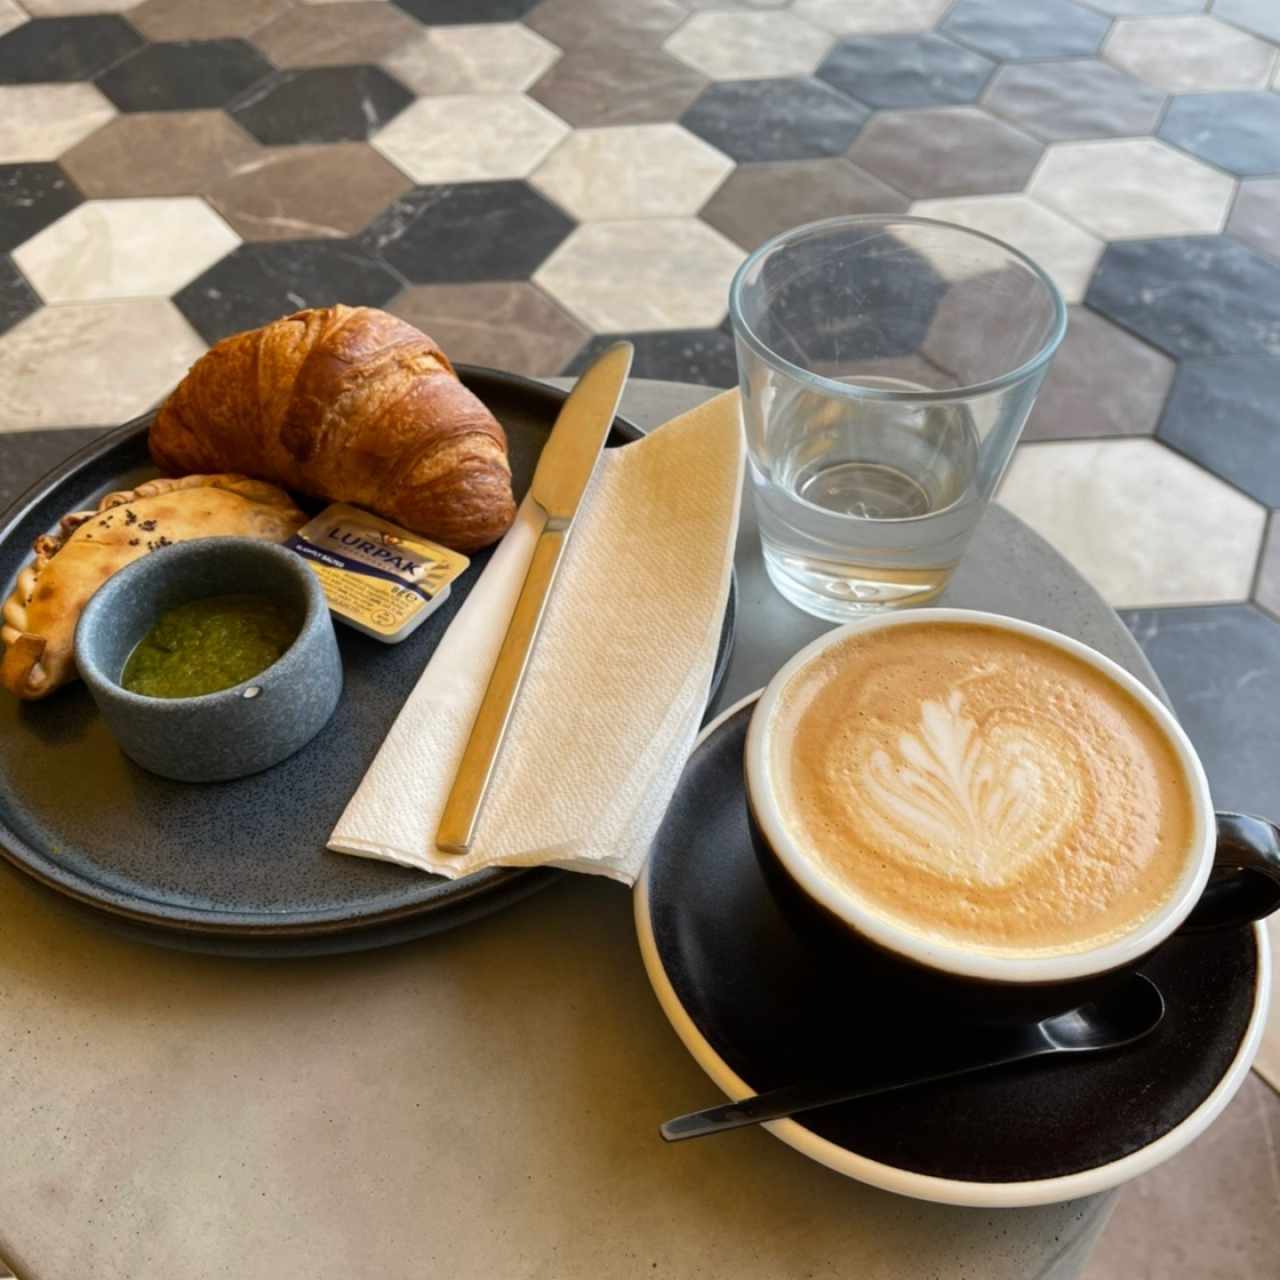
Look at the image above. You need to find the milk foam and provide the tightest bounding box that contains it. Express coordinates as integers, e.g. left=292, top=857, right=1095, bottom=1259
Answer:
left=772, top=623, right=1195, bottom=956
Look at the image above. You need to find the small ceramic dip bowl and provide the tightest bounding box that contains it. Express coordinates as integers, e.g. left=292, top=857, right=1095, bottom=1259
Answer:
left=75, top=537, right=343, bottom=783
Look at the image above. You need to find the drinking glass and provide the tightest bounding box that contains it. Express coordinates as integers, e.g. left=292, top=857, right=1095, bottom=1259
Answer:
left=729, top=215, right=1066, bottom=620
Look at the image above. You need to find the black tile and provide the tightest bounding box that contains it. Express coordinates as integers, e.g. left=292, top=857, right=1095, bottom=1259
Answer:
left=680, top=78, right=869, bottom=164
left=1123, top=605, right=1280, bottom=818
left=0, top=427, right=114, bottom=514
left=941, top=0, right=1109, bottom=60
left=96, top=39, right=272, bottom=113
left=360, top=182, right=576, bottom=284
left=392, top=0, right=539, bottom=21
left=817, top=35, right=994, bottom=110
left=1085, top=237, right=1280, bottom=360
left=564, top=328, right=738, bottom=388
left=172, top=240, right=403, bottom=344
left=0, top=15, right=141, bottom=84
left=1158, top=93, right=1280, bottom=179
left=230, top=65, right=413, bottom=145
left=1157, top=357, right=1280, bottom=508
left=0, top=164, right=81, bottom=256
left=0, top=256, right=39, bottom=339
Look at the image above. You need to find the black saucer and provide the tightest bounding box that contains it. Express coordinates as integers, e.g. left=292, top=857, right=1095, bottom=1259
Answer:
left=636, top=696, right=1269, bottom=1207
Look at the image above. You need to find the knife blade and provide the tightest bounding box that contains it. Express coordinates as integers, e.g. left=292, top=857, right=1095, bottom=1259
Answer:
left=435, top=341, right=634, bottom=854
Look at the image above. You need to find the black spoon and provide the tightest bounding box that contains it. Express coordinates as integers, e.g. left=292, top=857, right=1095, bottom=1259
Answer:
left=661, top=972, right=1166, bottom=1142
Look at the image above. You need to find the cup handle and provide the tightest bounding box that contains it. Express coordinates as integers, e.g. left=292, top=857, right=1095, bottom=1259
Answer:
left=1177, top=812, right=1280, bottom=934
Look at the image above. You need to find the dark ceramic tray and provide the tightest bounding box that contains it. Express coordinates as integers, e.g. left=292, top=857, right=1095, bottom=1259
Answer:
left=636, top=695, right=1269, bottom=1208
left=0, top=368, right=736, bottom=956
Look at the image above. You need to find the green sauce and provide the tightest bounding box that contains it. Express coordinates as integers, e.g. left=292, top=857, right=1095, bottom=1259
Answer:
left=122, top=593, right=300, bottom=699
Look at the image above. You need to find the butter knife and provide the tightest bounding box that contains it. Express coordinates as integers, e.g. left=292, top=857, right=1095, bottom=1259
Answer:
left=435, top=341, right=634, bottom=854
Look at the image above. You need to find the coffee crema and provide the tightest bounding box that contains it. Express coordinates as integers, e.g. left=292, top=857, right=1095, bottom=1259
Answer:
left=771, top=622, right=1196, bottom=957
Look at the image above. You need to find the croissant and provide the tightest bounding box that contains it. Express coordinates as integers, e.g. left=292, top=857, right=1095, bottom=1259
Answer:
left=150, top=306, right=517, bottom=553
left=2, top=474, right=304, bottom=700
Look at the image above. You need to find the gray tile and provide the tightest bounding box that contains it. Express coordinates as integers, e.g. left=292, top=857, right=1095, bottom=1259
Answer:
left=0, top=254, right=38, bottom=339
left=1257, top=517, right=1280, bottom=618
left=698, top=157, right=908, bottom=251
left=942, top=0, right=1111, bottom=60
left=1085, top=0, right=1205, bottom=10
left=847, top=105, right=1043, bottom=198
left=1103, top=14, right=1277, bottom=93
left=1157, top=356, right=1280, bottom=506
left=1211, top=0, right=1280, bottom=42
left=528, top=43, right=708, bottom=128
left=564, top=327, right=738, bottom=387
left=1227, top=179, right=1280, bottom=262
left=525, top=0, right=687, bottom=49
left=0, top=162, right=81, bottom=255
left=1024, top=305, right=1174, bottom=441
left=128, top=0, right=292, bottom=40
left=817, top=34, right=995, bottom=109
left=1159, top=91, right=1280, bottom=177
left=983, top=59, right=1167, bottom=141
left=1122, top=605, right=1280, bottom=814
left=252, top=2, right=421, bottom=69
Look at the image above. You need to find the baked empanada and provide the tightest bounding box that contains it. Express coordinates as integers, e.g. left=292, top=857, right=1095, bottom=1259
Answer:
left=1, top=474, right=305, bottom=701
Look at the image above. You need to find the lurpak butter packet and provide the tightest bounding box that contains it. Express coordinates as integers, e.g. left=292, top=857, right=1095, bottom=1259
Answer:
left=287, top=503, right=470, bottom=643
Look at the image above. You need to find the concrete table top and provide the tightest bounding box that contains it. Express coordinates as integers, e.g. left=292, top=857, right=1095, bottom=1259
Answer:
left=0, top=380, right=1153, bottom=1280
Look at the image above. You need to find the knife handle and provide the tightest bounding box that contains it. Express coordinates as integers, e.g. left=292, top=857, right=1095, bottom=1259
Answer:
left=436, top=519, right=567, bottom=854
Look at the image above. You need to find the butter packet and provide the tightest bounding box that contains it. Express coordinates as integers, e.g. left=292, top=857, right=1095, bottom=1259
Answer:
left=287, top=503, right=470, bottom=644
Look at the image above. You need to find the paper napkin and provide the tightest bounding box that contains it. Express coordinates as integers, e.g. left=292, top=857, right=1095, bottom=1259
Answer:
left=328, top=389, right=744, bottom=885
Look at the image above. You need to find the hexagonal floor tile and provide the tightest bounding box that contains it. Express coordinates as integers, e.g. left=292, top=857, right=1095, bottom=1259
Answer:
left=0, top=163, right=81, bottom=254
left=1211, top=0, right=1280, bottom=43
left=207, top=143, right=412, bottom=242
left=1159, top=92, right=1280, bottom=177
left=563, top=327, right=739, bottom=387
left=13, top=197, right=240, bottom=303
left=908, top=194, right=1103, bottom=302
left=793, top=0, right=950, bottom=35
left=373, top=94, right=568, bottom=185
left=0, top=15, right=140, bottom=83
left=22, top=0, right=144, bottom=10
left=681, top=78, right=869, bottom=163
left=0, top=1, right=25, bottom=38
left=1122, top=604, right=1280, bottom=818
left=393, top=0, right=541, bottom=23
left=1023, top=305, right=1175, bottom=441
left=531, top=124, right=731, bottom=221
left=1257, top=521, right=1280, bottom=619
left=60, top=111, right=260, bottom=199
left=173, top=239, right=401, bottom=343
left=1104, top=15, right=1275, bottom=92
left=941, top=0, right=1110, bottom=60
left=360, top=181, right=574, bottom=284
left=230, top=66, right=413, bottom=145
left=998, top=439, right=1265, bottom=607
left=534, top=219, right=744, bottom=331
left=848, top=106, right=1042, bottom=198
left=96, top=40, right=273, bottom=113
left=253, top=2, right=421, bottom=68
left=1157, top=357, right=1280, bottom=506
left=128, top=0, right=291, bottom=40
left=388, top=282, right=588, bottom=377
left=981, top=59, right=1167, bottom=142
left=0, top=256, right=38, bottom=339
left=0, top=299, right=206, bottom=429
left=817, top=34, right=995, bottom=109
left=1029, top=139, right=1234, bottom=239
left=383, top=23, right=559, bottom=96
left=1084, top=0, right=1204, bottom=11
left=0, top=84, right=116, bottom=164
left=664, top=12, right=832, bottom=80
left=1086, top=236, right=1280, bottom=358
left=699, top=158, right=907, bottom=251
left=528, top=44, right=707, bottom=129
left=524, top=0, right=686, bottom=50
left=1227, top=179, right=1280, bottom=262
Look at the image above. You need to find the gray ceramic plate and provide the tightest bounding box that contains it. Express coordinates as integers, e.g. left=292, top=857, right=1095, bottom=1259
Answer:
left=0, top=368, right=737, bottom=956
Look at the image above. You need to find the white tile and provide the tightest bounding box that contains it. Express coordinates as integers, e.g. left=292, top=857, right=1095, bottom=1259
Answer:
left=0, top=84, right=116, bottom=164
left=664, top=11, right=832, bottom=79
left=0, top=0, right=26, bottom=37
left=998, top=439, right=1265, bottom=607
left=793, top=0, right=949, bottom=34
left=1104, top=15, right=1276, bottom=92
left=372, top=93, right=569, bottom=184
left=534, top=218, right=744, bottom=331
left=1030, top=139, right=1234, bottom=238
left=530, top=123, right=732, bottom=220
left=0, top=300, right=206, bottom=431
left=909, top=194, right=1103, bottom=303
left=382, top=23, right=560, bottom=96
left=13, top=198, right=240, bottom=303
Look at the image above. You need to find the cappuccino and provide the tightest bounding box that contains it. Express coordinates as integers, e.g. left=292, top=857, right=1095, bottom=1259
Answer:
left=770, top=622, right=1195, bottom=957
